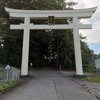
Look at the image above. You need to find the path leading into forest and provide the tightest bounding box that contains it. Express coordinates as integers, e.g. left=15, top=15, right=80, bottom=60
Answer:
left=0, top=67, right=97, bottom=100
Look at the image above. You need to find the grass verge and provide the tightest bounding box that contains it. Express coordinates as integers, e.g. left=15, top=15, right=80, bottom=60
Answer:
left=0, top=79, right=20, bottom=93
left=84, top=75, right=100, bottom=83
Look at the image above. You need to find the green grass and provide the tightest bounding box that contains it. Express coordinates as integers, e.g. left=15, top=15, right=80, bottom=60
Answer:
left=0, top=79, right=20, bottom=93
left=0, top=71, right=6, bottom=77
left=84, top=76, right=100, bottom=83
left=0, top=70, right=5, bottom=73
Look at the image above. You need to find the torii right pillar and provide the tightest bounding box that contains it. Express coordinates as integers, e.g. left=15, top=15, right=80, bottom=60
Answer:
left=73, top=16, right=85, bottom=78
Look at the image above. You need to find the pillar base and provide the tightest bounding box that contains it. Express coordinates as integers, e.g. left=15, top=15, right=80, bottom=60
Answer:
left=20, top=75, right=32, bottom=78
left=73, top=74, right=87, bottom=78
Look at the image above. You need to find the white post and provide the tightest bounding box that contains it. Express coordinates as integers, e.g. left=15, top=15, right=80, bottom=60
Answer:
left=73, top=16, right=83, bottom=75
left=6, top=70, right=9, bottom=82
left=21, top=17, right=30, bottom=75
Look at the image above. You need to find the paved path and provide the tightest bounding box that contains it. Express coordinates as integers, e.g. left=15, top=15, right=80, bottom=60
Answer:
left=0, top=68, right=97, bottom=100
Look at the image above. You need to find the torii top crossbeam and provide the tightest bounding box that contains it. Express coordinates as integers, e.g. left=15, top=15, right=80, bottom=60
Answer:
left=5, top=7, right=97, bottom=19
left=5, top=7, right=97, bottom=30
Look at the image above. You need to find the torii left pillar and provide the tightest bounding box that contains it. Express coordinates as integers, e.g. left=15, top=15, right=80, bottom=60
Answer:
left=21, top=17, right=30, bottom=75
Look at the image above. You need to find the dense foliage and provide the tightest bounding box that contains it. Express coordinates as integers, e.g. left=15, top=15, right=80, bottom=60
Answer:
left=0, top=80, right=20, bottom=93
left=94, top=53, right=100, bottom=60
left=0, top=0, right=94, bottom=71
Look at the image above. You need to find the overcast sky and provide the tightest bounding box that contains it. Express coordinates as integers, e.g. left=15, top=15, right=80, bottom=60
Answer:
left=66, top=0, right=100, bottom=54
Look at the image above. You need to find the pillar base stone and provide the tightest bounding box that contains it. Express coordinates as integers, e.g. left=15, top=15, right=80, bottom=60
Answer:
left=20, top=75, right=32, bottom=78
left=73, top=74, right=87, bottom=78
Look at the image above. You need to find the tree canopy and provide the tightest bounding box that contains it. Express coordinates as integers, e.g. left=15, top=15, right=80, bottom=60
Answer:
left=0, top=0, right=94, bottom=71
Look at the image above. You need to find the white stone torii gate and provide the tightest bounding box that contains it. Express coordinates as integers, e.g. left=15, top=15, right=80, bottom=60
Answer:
left=5, top=7, right=97, bottom=76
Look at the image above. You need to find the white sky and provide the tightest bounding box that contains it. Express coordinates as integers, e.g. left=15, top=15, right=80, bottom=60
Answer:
left=66, top=0, right=100, bottom=44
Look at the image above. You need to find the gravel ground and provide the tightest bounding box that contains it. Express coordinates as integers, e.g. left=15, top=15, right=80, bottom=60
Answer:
left=60, top=71, right=100, bottom=100
left=72, top=79, right=100, bottom=100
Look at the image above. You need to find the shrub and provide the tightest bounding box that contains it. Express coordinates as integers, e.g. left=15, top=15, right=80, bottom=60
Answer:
left=0, top=79, right=20, bottom=93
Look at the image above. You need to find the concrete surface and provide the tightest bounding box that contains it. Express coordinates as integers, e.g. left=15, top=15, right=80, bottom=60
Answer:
left=0, top=67, right=97, bottom=100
